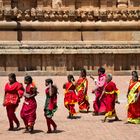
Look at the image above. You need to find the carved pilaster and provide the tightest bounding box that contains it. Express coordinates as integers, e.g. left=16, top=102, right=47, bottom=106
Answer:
left=37, top=0, right=43, bottom=7
left=52, top=0, right=63, bottom=9
left=3, top=0, right=11, bottom=8
left=0, top=0, right=3, bottom=8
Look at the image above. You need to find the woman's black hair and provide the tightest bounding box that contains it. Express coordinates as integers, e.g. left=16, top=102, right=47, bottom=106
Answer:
left=132, top=71, right=138, bottom=80
left=24, top=75, right=33, bottom=84
left=68, top=74, right=75, bottom=82
left=45, top=79, right=53, bottom=85
left=98, top=67, right=105, bottom=74
left=81, top=68, right=87, bottom=77
left=8, top=73, right=16, bottom=81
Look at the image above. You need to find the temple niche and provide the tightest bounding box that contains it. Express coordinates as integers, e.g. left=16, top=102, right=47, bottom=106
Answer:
left=10, top=0, right=37, bottom=10
left=129, top=0, right=140, bottom=7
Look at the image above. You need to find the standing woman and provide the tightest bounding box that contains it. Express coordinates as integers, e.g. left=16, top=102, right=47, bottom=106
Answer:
left=127, top=71, right=140, bottom=124
left=63, top=75, right=77, bottom=119
left=3, top=73, right=24, bottom=131
left=76, top=68, right=90, bottom=112
left=20, top=76, right=38, bottom=133
left=44, top=79, right=58, bottom=133
left=91, top=67, right=106, bottom=115
left=101, top=74, right=120, bottom=122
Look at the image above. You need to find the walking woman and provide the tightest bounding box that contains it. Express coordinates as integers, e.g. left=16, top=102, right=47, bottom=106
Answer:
left=91, top=67, right=106, bottom=115
left=101, top=74, right=120, bottom=122
left=3, top=73, right=24, bottom=131
left=20, top=76, right=38, bottom=133
left=76, top=68, right=90, bottom=112
left=127, top=71, right=140, bottom=124
left=44, top=79, right=58, bottom=133
left=63, top=75, right=77, bottom=119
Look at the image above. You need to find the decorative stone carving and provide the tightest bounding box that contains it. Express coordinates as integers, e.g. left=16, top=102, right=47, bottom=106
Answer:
left=0, top=3, right=140, bottom=22
left=52, top=0, right=63, bottom=9
left=12, top=7, right=22, bottom=20
left=25, top=9, right=31, bottom=21
left=118, top=0, right=128, bottom=8
left=4, top=7, right=12, bottom=20
left=36, top=7, right=44, bottom=21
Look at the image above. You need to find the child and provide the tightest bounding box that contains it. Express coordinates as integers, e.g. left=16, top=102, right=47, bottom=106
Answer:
left=44, top=79, right=58, bottom=133
left=63, top=75, right=77, bottom=119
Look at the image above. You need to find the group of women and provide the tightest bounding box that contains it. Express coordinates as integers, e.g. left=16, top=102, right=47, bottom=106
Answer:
left=2, top=68, right=140, bottom=134
left=64, top=68, right=140, bottom=124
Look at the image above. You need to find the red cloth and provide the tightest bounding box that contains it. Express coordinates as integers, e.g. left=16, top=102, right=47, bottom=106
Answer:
left=4, top=82, right=24, bottom=106
left=4, top=81, right=24, bottom=128
left=76, top=78, right=90, bottom=111
left=104, top=81, right=118, bottom=113
left=93, top=74, right=106, bottom=113
left=46, top=117, right=57, bottom=131
left=128, top=80, right=140, bottom=119
left=64, top=82, right=77, bottom=114
left=6, top=104, right=19, bottom=128
left=20, top=83, right=37, bottom=127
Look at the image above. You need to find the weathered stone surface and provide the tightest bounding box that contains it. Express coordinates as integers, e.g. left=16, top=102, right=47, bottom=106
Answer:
left=0, top=0, right=139, bottom=74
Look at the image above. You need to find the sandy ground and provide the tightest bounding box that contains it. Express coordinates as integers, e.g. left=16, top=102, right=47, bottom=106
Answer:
left=0, top=76, right=140, bottom=140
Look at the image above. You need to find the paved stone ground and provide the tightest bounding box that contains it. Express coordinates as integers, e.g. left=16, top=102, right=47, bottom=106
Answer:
left=0, top=76, right=140, bottom=140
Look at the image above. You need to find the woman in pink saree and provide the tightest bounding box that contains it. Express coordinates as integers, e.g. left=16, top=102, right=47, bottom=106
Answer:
left=20, top=76, right=38, bottom=133
left=91, top=67, right=107, bottom=115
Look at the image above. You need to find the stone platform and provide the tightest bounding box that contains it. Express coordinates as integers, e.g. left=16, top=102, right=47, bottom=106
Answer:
left=0, top=76, right=140, bottom=140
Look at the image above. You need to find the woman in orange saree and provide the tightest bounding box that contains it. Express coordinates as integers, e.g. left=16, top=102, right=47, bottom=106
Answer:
left=63, top=75, right=77, bottom=119
left=127, top=71, right=140, bottom=124
left=76, top=69, right=90, bottom=112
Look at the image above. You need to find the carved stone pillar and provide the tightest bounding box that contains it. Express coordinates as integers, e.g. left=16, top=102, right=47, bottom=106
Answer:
left=128, top=0, right=140, bottom=7
left=117, top=0, right=128, bottom=8
left=43, top=0, right=52, bottom=8
left=3, top=0, right=11, bottom=8
left=0, top=0, right=3, bottom=8
left=92, top=0, right=100, bottom=8
left=64, top=0, right=76, bottom=10
left=37, top=0, right=43, bottom=7
left=52, top=0, right=63, bottom=9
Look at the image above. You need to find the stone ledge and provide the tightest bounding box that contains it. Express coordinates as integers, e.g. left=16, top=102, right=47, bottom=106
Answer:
left=0, top=70, right=136, bottom=76
left=0, top=21, right=140, bottom=30
left=0, top=41, right=140, bottom=54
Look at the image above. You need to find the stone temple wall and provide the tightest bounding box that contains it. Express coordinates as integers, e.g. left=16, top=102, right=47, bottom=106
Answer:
left=0, top=0, right=140, bottom=75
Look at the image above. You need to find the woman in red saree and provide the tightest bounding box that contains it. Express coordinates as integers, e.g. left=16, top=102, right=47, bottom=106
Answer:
left=91, top=67, right=106, bottom=115
left=3, top=73, right=24, bottom=131
left=101, top=74, right=120, bottom=122
left=63, top=75, right=77, bottom=119
left=76, top=69, right=90, bottom=112
left=20, top=76, right=38, bottom=133
left=127, top=71, right=140, bottom=124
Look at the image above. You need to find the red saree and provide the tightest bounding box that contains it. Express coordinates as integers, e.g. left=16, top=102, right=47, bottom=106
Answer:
left=20, top=83, right=37, bottom=127
left=64, top=82, right=77, bottom=115
left=76, top=77, right=90, bottom=112
left=127, top=80, right=140, bottom=124
left=104, top=81, right=119, bottom=118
